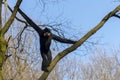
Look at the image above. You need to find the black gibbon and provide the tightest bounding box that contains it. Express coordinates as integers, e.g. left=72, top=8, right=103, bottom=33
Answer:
left=18, top=9, right=76, bottom=72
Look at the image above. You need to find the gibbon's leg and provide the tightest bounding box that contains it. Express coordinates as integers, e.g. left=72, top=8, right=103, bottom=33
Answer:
left=41, top=52, right=49, bottom=72
left=47, top=50, right=52, bottom=66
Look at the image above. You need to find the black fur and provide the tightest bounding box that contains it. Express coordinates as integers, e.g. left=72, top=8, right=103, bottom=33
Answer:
left=40, top=28, right=52, bottom=72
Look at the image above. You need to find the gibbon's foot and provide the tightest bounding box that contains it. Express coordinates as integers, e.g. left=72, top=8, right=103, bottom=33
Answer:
left=42, top=68, right=49, bottom=72
left=42, top=67, right=49, bottom=72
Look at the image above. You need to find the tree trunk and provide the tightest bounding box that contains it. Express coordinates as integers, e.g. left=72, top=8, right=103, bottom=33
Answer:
left=0, top=37, right=7, bottom=80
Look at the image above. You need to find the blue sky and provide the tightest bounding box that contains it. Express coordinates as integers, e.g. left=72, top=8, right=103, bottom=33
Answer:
left=8, top=0, right=120, bottom=52
left=17, top=0, right=120, bottom=47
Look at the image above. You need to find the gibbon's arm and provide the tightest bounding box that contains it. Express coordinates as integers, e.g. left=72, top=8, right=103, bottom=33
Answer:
left=52, top=34, right=76, bottom=44
left=18, top=8, right=43, bottom=34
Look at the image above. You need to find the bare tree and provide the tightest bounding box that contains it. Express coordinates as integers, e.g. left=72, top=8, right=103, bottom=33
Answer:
left=78, top=48, right=120, bottom=80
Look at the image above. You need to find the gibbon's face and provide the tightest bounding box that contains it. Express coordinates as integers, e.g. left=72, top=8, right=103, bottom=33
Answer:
left=43, top=28, right=51, bottom=37
left=44, top=32, right=51, bottom=37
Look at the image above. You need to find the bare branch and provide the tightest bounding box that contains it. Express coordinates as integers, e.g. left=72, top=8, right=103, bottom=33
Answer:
left=5, top=3, right=27, bottom=25
left=38, top=5, right=120, bottom=80
left=16, top=25, right=27, bottom=49
left=1, top=0, right=22, bottom=36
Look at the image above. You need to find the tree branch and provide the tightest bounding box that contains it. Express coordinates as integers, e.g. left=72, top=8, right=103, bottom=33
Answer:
left=5, top=3, right=27, bottom=25
left=38, top=5, right=120, bottom=80
left=1, top=0, right=22, bottom=36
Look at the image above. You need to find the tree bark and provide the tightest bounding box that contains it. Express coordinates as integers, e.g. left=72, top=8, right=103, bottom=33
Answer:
left=38, top=5, right=120, bottom=80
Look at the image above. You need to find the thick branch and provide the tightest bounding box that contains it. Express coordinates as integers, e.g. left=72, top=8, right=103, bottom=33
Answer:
left=1, top=0, right=22, bottom=36
left=38, top=5, right=120, bottom=80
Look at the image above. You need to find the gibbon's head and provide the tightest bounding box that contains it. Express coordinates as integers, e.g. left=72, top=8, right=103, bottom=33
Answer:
left=43, top=28, right=51, bottom=37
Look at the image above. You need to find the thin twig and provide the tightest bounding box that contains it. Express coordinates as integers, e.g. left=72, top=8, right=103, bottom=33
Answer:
left=16, top=25, right=28, bottom=49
